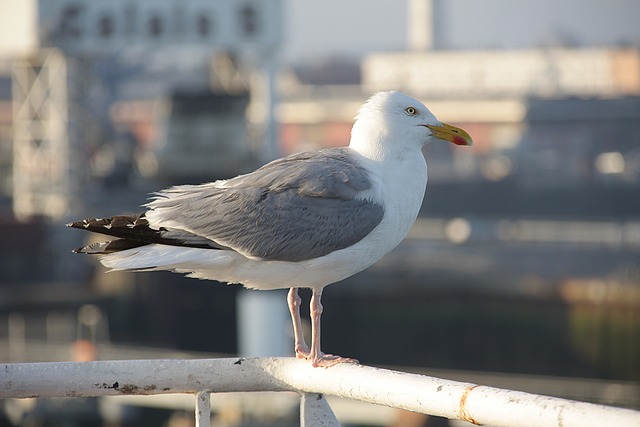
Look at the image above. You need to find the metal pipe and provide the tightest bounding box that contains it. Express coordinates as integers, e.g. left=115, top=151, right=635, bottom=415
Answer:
left=2, top=357, right=639, bottom=427
left=300, top=393, right=340, bottom=427
left=195, top=391, right=211, bottom=427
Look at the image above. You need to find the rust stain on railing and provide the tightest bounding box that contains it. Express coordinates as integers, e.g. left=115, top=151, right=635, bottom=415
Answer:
left=459, top=384, right=481, bottom=425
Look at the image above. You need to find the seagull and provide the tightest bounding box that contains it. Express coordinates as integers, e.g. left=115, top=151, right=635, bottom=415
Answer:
left=68, top=91, right=472, bottom=367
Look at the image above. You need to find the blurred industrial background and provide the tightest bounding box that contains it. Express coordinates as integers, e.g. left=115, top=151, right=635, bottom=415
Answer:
left=0, top=0, right=639, bottom=426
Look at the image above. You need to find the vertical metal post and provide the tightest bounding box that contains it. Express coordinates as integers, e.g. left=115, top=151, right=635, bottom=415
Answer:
left=195, top=391, right=211, bottom=427
left=263, top=55, right=279, bottom=160
left=237, top=289, right=291, bottom=358
left=249, top=53, right=280, bottom=162
left=237, top=53, right=286, bottom=362
left=7, top=312, right=26, bottom=361
left=300, top=393, right=340, bottom=427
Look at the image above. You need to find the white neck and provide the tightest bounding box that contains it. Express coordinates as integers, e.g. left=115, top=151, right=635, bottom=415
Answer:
left=349, top=119, right=423, bottom=163
left=349, top=123, right=429, bottom=251
left=348, top=120, right=387, bottom=161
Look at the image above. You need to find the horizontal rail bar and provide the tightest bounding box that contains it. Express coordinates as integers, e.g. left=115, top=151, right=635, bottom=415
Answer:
left=1, top=357, right=639, bottom=427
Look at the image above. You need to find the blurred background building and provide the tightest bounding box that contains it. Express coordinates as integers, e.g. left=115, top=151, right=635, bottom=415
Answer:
left=1, top=0, right=639, bottom=426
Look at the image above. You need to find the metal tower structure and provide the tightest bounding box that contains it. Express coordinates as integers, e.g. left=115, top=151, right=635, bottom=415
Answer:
left=8, top=0, right=283, bottom=222
left=11, top=49, right=70, bottom=221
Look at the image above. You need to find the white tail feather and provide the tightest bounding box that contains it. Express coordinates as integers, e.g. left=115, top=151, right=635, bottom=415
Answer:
left=99, top=245, right=222, bottom=272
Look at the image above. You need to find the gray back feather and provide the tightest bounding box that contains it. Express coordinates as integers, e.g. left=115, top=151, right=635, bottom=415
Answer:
left=148, top=148, right=384, bottom=262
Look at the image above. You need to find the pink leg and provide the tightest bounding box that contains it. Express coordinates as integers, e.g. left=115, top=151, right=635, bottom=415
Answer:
left=308, top=288, right=359, bottom=368
left=287, top=288, right=310, bottom=359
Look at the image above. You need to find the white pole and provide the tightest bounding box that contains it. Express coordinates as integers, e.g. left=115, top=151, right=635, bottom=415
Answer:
left=263, top=54, right=279, bottom=161
left=301, top=393, right=340, bottom=427
left=237, top=53, right=288, bottom=361
left=2, top=358, right=639, bottom=427
left=195, top=391, right=211, bottom=427
left=407, top=0, right=434, bottom=51
left=237, top=289, right=291, bottom=357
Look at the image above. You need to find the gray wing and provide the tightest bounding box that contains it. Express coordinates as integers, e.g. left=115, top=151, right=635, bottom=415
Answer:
left=146, top=148, right=384, bottom=262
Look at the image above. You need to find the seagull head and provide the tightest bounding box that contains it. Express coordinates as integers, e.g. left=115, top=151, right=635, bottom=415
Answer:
left=350, top=91, right=472, bottom=160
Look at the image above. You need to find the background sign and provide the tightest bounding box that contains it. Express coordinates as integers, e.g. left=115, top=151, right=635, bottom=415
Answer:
left=38, top=0, right=282, bottom=53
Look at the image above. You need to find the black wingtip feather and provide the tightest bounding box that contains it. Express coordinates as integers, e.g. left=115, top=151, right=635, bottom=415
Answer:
left=68, top=213, right=220, bottom=254
left=74, top=239, right=149, bottom=255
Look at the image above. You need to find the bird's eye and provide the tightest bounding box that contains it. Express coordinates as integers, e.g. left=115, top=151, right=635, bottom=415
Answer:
left=404, top=106, right=418, bottom=116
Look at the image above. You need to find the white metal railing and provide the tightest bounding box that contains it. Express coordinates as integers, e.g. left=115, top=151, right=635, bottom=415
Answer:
left=2, top=357, right=639, bottom=427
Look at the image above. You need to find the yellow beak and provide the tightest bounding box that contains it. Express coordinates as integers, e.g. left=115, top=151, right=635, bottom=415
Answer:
left=426, top=122, right=473, bottom=146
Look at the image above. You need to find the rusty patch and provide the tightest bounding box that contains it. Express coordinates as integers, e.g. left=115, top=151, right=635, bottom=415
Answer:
left=459, top=385, right=480, bottom=425
left=111, top=384, right=157, bottom=394
left=118, top=384, right=140, bottom=394
left=96, top=382, right=119, bottom=390
left=557, top=406, right=565, bottom=427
